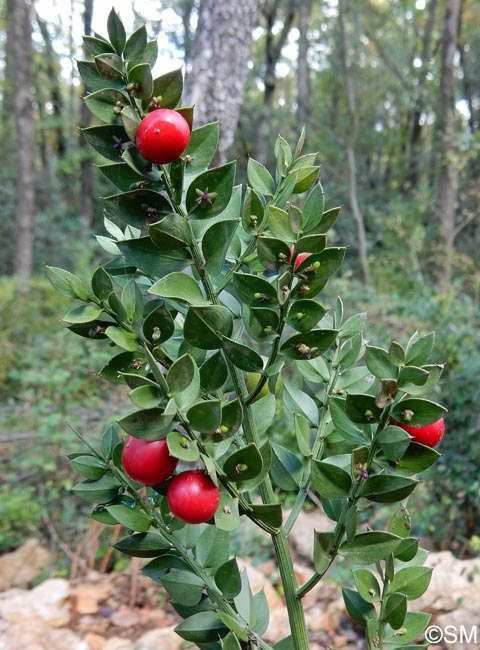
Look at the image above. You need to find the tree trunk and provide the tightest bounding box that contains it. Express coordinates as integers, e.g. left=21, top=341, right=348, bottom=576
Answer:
left=80, top=0, right=94, bottom=234
left=338, top=0, right=371, bottom=288
left=405, top=0, right=438, bottom=190
left=297, top=0, right=313, bottom=132
left=255, top=0, right=296, bottom=164
left=184, top=0, right=263, bottom=165
left=457, top=0, right=475, bottom=134
left=12, top=0, right=36, bottom=278
left=438, top=0, right=461, bottom=288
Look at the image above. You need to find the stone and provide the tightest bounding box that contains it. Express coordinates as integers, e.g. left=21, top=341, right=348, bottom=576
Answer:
left=73, top=579, right=112, bottom=615
left=0, top=579, right=70, bottom=627
left=101, top=637, right=133, bottom=650
left=84, top=632, right=106, bottom=650
left=264, top=606, right=290, bottom=643
left=110, top=607, right=141, bottom=628
left=237, top=559, right=284, bottom=611
left=0, top=539, right=52, bottom=591
left=137, top=627, right=183, bottom=650
left=0, top=621, right=87, bottom=650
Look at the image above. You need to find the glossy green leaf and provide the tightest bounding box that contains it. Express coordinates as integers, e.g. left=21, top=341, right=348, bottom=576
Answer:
left=63, top=304, right=103, bottom=324
left=165, top=430, right=199, bottom=461
left=82, top=123, right=130, bottom=162
left=267, top=206, right=295, bottom=241
left=242, top=186, right=265, bottom=231
left=121, top=279, right=143, bottom=323
left=246, top=306, right=279, bottom=341
left=186, top=161, right=236, bottom=218
left=405, top=331, right=435, bottom=366
left=107, top=8, right=126, bottom=53
left=118, top=238, right=191, bottom=275
left=202, top=219, right=239, bottom=276
left=383, top=592, right=408, bottom=630
left=294, top=413, right=311, bottom=456
left=281, top=381, right=319, bottom=426
left=104, top=326, right=137, bottom=351
left=128, top=384, right=162, bottom=409
left=291, top=247, right=346, bottom=298
left=162, top=570, right=205, bottom=607
left=394, top=538, right=419, bottom=562
left=219, top=399, right=243, bottom=439
left=360, top=475, right=418, bottom=503
left=365, top=345, right=398, bottom=379
left=124, top=24, right=147, bottom=62
left=143, top=305, right=175, bottom=344
left=342, top=587, right=376, bottom=628
left=106, top=504, right=153, bottom=532
left=270, top=443, right=303, bottom=491
left=295, top=234, right=327, bottom=255
left=215, top=494, right=241, bottom=532
left=46, top=266, right=92, bottom=301
left=72, top=475, right=120, bottom=503
left=394, top=443, right=441, bottom=476
left=248, top=503, right=283, bottom=530
left=149, top=272, right=206, bottom=305
left=378, top=425, right=412, bottom=461
left=301, top=183, right=325, bottom=231
left=390, top=567, right=433, bottom=600
left=183, top=121, right=219, bottom=175
left=312, top=460, right=352, bottom=499
left=257, top=236, right=292, bottom=271
left=84, top=88, right=127, bottom=123
left=251, top=393, right=276, bottom=435
left=232, top=272, right=277, bottom=306
left=200, top=351, right=228, bottom=391
left=187, top=400, right=222, bottom=433
left=95, top=53, right=125, bottom=80
left=289, top=165, right=319, bottom=194
left=128, top=63, right=153, bottom=99
left=167, top=353, right=200, bottom=410
left=184, top=305, right=233, bottom=349
left=286, top=300, right=327, bottom=333
left=236, top=440, right=272, bottom=492
left=247, top=157, right=275, bottom=196
left=215, top=558, right=242, bottom=599
left=345, top=393, right=382, bottom=423
left=391, top=399, right=447, bottom=426
left=150, top=67, right=183, bottom=109
left=104, top=189, right=172, bottom=228
left=389, top=506, right=412, bottom=539
left=70, top=455, right=108, bottom=480
left=280, top=329, right=337, bottom=360
left=384, top=612, right=431, bottom=646
left=313, top=532, right=334, bottom=574
left=175, top=611, right=229, bottom=643
left=114, top=532, right=171, bottom=558
left=340, top=532, right=402, bottom=564
left=149, top=214, right=190, bottom=251
left=117, top=407, right=175, bottom=440
left=223, top=444, right=263, bottom=482
left=222, top=337, right=264, bottom=372
left=353, top=569, right=381, bottom=603
left=100, top=351, right=139, bottom=384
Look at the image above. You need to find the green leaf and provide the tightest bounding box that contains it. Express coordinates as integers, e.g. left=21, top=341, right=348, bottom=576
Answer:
left=162, top=570, right=205, bottom=607
left=389, top=567, right=433, bottom=600
left=267, top=206, right=295, bottom=241
left=289, top=165, right=319, bottom=194
left=394, top=538, right=419, bottom=562
left=70, top=455, right=108, bottom=480
left=317, top=205, right=341, bottom=234
left=247, top=157, right=275, bottom=196
left=151, top=68, right=183, bottom=109
left=82, top=35, right=115, bottom=56
left=149, top=272, right=206, bottom=305
left=167, top=353, right=200, bottom=410
left=257, top=236, right=292, bottom=272
left=302, top=183, right=325, bottom=231
left=242, top=186, right=266, bottom=231
left=183, top=121, right=220, bottom=176
left=248, top=504, right=283, bottom=530
left=247, top=307, right=280, bottom=341
left=121, top=278, right=143, bottom=323
left=222, top=338, right=264, bottom=372
left=378, top=426, right=412, bottom=461
left=280, top=329, right=338, bottom=360
left=220, top=399, right=244, bottom=439
left=222, top=632, right=243, bottom=650
left=184, top=305, right=233, bottom=349
left=149, top=214, right=190, bottom=251
left=223, top=444, right=263, bottom=482
left=114, top=532, right=171, bottom=558
left=119, top=239, right=192, bottom=277
left=340, top=532, right=402, bottom=564
left=394, top=443, right=441, bottom=476
left=100, top=351, right=139, bottom=384
left=405, top=332, right=435, bottom=366
left=389, top=506, right=412, bottom=539
left=398, top=366, right=430, bottom=387
left=215, top=558, right=242, bottom=599
left=365, top=345, right=398, bottom=379
left=187, top=400, right=222, bottom=433
left=107, top=8, right=126, bottom=53
left=63, top=304, right=103, bottom=324
left=72, top=475, right=121, bottom=504
left=383, top=592, right=408, bottom=630
left=286, top=300, right=327, bottom=334
left=232, top=272, right=277, bottom=306
left=78, top=59, right=122, bottom=92
left=45, top=266, right=91, bottom=301
left=104, top=189, right=172, bottom=229
left=117, top=407, right=175, bottom=441
left=294, top=413, right=311, bottom=456
left=200, top=352, right=228, bottom=391
left=342, top=587, right=376, bottom=628
left=202, top=219, right=239, bottom=276
left=251, top=588, right=270, bottom=635
left=360, top=475, right=418, bottom=503
left=186, top=162, right=236, bottom=218
left=195, top=527, right=230, bottom=569
left=384, top=612, right=431, bottom=646
left=353, top=569, right=381, bottom=603
left=345, top=393, right=382, bottom=423
left=214, top=494, right=241, bottom=532
left=281, top=382, right=319, bottom=426
left=84, top=88, right=128, bottom=123
left=251, top=394, right=276, bottom=435
left=105, top=326, right=138, bottom=352
left=389, top=340, right=406, bottom=366
left=270, top=443, right=303, bottom=491
left=143, top=305, right=175, bottom=344
left=313, top=532, right=334, bottom=574
left=124, top=24, right=147, bottom=63
left=175, top=611, right=228, bottom=643
left=82, top=124, right=129, bottom=161
left=129, top=385, right=162, bottom=409
left=291, top=247, right=346, bottom=298
left=391, top=399, right=447, bottom=426
left=312, top=460, right=352, bottom=499
left=274, top=134, right=292, bottom=176
left=129, top=63, right=153, bottom=100
left=95, top=53, right=125, bottom=80
left=167, top=430, right=199, bottom=462
left=91, top=266, right=113, bottom=301
left=106, top=505, right=152, bottom=532
left=340, top=312, right=367, bottom=339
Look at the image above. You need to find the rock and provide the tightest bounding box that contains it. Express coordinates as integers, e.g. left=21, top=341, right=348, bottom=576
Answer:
left=110, top=607, right=141, bottom=628
left=84, top=632, right=106, bottom=650
left=73, top=579, right=112, bottom=615
left=0, top=620, right=87, bottom=650
left=0, top=579, right=70, bottom=627
left=287, top=509, right=333, bottom=564
left=237, top=559, right=284, bottom=611
left=137, top=626, right=183, bottom=650
left=0, top=539, right=52, bottom=591
left=264, top=606, right=290, bottom=644
left=101, top=638, right=132, bottom=650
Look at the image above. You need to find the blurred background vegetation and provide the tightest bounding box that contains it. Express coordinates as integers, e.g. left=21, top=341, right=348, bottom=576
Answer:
left=0, top=0, right=478, bottom=570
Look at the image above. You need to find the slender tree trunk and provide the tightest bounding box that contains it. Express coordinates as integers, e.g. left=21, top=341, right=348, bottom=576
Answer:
left=297, top=0, right=313, bottom=131
left=12, top=0, right=36, bottom=278
left=405, top=0, right=438, bottom=190
left=180, top=0, right=196, bottom=64
left=255, top=0, right=296, bottom=163
left=80, top=0, right=94, bottom=234
left=184, top=0, right=263, bottom=165
left=438, top=0, right=461, bottom=288
left=338, top=0, right=371, bottom=288
left=457, top=0, right=475, bottom=134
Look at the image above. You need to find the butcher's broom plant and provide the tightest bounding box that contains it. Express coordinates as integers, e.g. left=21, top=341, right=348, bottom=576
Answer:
left=47, top=10, right=446, bottom=650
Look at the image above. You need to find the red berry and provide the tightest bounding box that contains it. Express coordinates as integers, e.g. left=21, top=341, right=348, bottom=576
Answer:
left=289, top=245, right=312, bottom=271
left=167, top=470, right=220, bottom=524
left=395, top=417, right=445, bottom=448
left=121, top=436, right=178, bottom=486
left=136, top=109, right=191, bottom=164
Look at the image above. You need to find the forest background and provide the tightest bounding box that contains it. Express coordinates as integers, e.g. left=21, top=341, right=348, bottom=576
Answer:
left=0, top=0, right=479, bottom=570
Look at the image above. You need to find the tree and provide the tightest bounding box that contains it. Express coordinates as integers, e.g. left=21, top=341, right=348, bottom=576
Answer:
left=338, top=0, right=371, bottom=287
left=10, top=0, right=35, bottom=278
left=296, top=0, right=313, bottom=132
left=184, top=0, right=263, bottom=164
left=79, top=0, right=94, bottom=234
